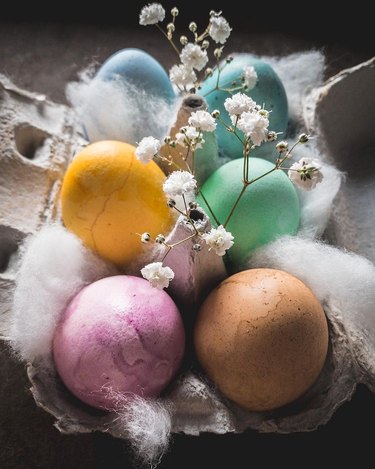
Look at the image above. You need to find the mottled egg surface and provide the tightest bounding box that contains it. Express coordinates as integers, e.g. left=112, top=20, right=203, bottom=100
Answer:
left=53, top=275, right=185, bottom=411
left=194, top=268, right=329, bottom=411
left=61, top=140, right=173, bottom=266
left=199, top=54, right=288, bottom=161
left=197, top=157, right=300, bottom=267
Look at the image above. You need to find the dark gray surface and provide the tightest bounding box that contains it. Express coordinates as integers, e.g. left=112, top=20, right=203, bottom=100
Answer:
left=0, top=19, right=374, bottom=469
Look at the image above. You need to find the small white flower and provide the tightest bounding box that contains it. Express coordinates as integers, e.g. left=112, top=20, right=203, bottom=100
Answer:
left=208, top=16, right=231, bottom=44
left=163, top=171, right=197, bottom=197
left=139, top=3, right=165, bottom=25
left=175, top=126, right=205, bottom=149
left=288, top=158, right=324, bottom=191
left=224, top=93, right=256, bottom=117
left=188, top=110, right=217, bottom=132
left=203, top=225, right=234, bottom=256
left=180, top=43, right=208, bottom=71
left=237, top=111, right=269, bottom=146
left=243, top=66, right=257, bottom=90
left=141, top=262, right=174, bottom=290
left=169, top=64, right=197, bottom=89
left=135, top=136, right=161, bottom=163
left=141, top=232, right=151, bottom=243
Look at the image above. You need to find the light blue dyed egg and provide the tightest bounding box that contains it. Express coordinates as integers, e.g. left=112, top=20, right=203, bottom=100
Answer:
left=197, top=157, right=300, bottom=269
left=82, top=48, right=175, bottom=144
left=96, top=48, right=175, bottom=103
left=199, top=54, right=288, bottom=162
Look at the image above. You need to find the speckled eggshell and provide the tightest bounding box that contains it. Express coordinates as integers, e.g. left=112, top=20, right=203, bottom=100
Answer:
left=199, top=54, right=288, bottom=162
left=194, top=268, right=329, bottom=411
left=53, top=275, right=185, bottom=411
left=197, top=157, right=300, bottom=268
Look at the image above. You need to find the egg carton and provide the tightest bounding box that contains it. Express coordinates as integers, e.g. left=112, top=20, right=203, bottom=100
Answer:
left=1, top=58, right=375, bottom=443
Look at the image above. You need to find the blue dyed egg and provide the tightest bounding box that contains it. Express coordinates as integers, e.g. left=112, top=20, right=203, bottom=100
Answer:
left=82, top=48, right=175, bottom=144
left=199, top=54, right=288, bottom=162
left=96, top=48, right=175, bottom=102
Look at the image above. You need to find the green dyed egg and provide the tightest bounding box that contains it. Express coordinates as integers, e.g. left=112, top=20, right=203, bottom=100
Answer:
left=197, top=158, right=300, bottom=268
left=199, top=54, right=288, bottom=162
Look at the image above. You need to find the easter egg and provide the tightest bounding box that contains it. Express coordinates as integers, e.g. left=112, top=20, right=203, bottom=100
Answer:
left=82, top=48, right=175, bottom=145
left=199, top=54, right=288, bottom=161
left=53, top=275, right=185, bottom=410
left=61, top=140, right=173, bottom=266
left=197, top=157, right=300, bottom=267
left=194, top=268, right=329, bottom=411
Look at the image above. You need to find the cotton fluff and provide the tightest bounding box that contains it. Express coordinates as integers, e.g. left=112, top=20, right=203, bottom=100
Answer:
left=249, top=236, right=375, bottom=349
left=265, top=51, right=325, bottom=122
left=10, top=225, right=116, bottom=363
left=114, top=396, right=172, bottom=468
left=66, top=68, right=177, bottom=146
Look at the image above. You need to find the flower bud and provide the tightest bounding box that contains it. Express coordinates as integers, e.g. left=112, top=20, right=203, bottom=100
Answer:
left=211, top=109, right=220, bottom=118
left=155, top=234, right=166, bottom=244
left=189, top=201, right=197, bottom=210
left=267, top=131, right=277, bottom=142
left=276, top=141, right=289, bottom=152
left=193, top=243, right=202, bottom=251
left=171, top=7, right=179, bottom=17
left=167, top=199, right=176, bottom=208
left=141, top=232, right=151, bottom=243
left=299, top=133, right=309, bottom=144
left=202, top=40, right=210, bottom=49
left=189, top=22, right=197, bottom=33
left=180, top=35, right=188, bottom=45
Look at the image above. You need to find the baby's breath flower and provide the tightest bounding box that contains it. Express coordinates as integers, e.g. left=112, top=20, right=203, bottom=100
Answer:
left=205, top=67, right=214, bottom=77
left=135, top=136, right=161, bottom=163
left=224, top=93, right=256, bottom=117
left=141, top=262, right=174, bottom=290
left=288, top=158, right=323, bottom=191
left=171, top=6, right=179, bottom=17
left=212, top=109, right=220, bottom=118
left=189, top=22, right=197, bottom=33
left=202, top=225, right=234, bottom=256
left=243, top=66, right=258, bottom=90
left=188, top=110, right=217, bottom=132
left=139, top=3, right=165, bottom=25
left=267, top=130, right=278, bottom=141
left=299, top=133, right=310, bottom=144
left=163, top=171, right=197, bottom=197
left=175, top=126, right=205, bottom=149
left=214, top=47, right=223, bottom=60
left=188, top=201, right=197, bottom=210
left=180, top=43, right=208, bottom=71
left=155, top=234, right=166, bottom=244
left=208, top=16, right=231, bottom=44
left=141, top=232, right=151, bottom=243
left=167, top=198, right=176, bottom=208
left=276, top=141, right=289, bottom=152
left=169, top=64, right=197, bottom=88
left=201, top=40, right=210, bottom=49
left=237, top=111, right=269, bottom=146
left=193, top=243, right=202, bottom=251
left=180, top=35, right=188, bottom=45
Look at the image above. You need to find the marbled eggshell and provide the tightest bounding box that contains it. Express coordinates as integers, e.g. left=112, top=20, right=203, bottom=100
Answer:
left=199, top=54, right=288, bottom=162
left=82, top=48, right=175, bottom=144
left=61, top=140, right=174, bottom=266
left=194, top=268, right=329, bottom=411
left=197, top=158, right=300, bottom=268
left=53, top=275, right=185, bottom=411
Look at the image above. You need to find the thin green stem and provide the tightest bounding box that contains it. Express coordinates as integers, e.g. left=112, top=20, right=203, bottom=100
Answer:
left=224, top=184, right=247, bottom=228
left=156, top=24, right=180, bottom=56
left=198, top=189, right=221, bottom=226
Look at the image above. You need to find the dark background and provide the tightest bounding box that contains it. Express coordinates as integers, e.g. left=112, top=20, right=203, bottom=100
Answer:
left=0, top=1, right=374, bottom=467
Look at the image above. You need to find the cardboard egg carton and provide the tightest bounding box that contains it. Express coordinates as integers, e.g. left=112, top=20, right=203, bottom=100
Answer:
left=0, top=76, right=85, bottom=337
left=0, top=57, right=374, bottom=441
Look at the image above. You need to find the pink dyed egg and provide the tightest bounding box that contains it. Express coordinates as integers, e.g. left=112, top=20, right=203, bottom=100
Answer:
left=53, top=275, right=185, bottom=411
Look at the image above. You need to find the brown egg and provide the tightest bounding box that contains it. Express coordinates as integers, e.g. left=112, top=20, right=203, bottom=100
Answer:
left=194, top=268, right=329, bottom=411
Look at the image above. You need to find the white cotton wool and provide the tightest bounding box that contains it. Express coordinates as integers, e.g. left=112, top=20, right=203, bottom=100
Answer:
left=66, top=69, right=177, bottom=146
left=265, top=51, right=325, bottom=123
left=114, top=396, right=172, bottom=468
left=249, top=236, right=375, bottom=349
left=10, top=225, right=116, bottom=363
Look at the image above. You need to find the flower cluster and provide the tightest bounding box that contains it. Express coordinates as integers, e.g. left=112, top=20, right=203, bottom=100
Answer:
left=139, top=3, right=252, bottom=95
left=136, top=4, right=324, bottom=290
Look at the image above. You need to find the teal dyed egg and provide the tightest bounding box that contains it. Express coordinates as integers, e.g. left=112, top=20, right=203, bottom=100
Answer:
left=197, top=158, right=300, bottom=268
left=82, top=48, right=175, bottom=144
left=199, top=54, right=288, bottom=162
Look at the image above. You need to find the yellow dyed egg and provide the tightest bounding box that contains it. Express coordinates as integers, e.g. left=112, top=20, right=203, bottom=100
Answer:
left=61, top=140, right=173, bottom=266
